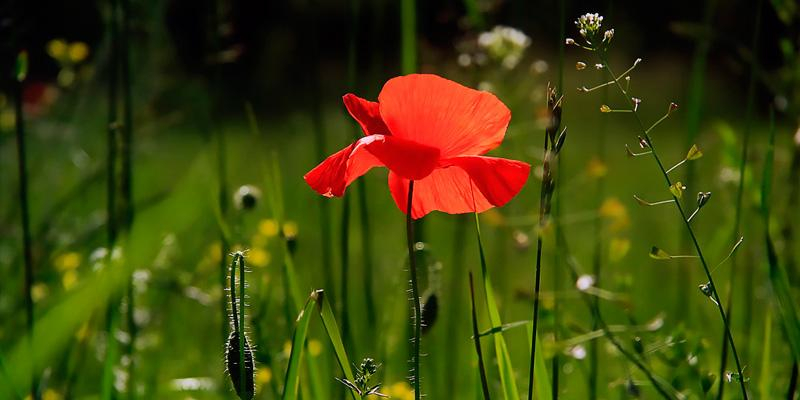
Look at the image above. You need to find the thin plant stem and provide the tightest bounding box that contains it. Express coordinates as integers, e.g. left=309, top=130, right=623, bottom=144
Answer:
left=119, top=0, right=136, bottom=395
left=719, top=1, right=763, bottom=397
left=405, top=181, right=421, bottom=400
left=340, top=196, right=351, bottom=350
left=238, top=255, right=246, bottom=398
left=469, top=272, right=491, bottom=400
left=552, top=1, right=567, bottom=397
left=599, top=52, right=749, bottom=399
left=14, top=54, right=36, bottom=400
left=556, top=230, right=675, bottom=399
left=400, top=0, right=416, bottom=75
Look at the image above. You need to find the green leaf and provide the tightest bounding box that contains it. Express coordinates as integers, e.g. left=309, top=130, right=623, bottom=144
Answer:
left=649, top=246, right=671, bottom=260
left=686, top=144, right=703, bottom=160
left=282, top=296, right=316, bottom=400
left=15, top=51, right=28, bottom=82
left=669, top=182, right=685, bottom=199
left=475, top=214, right=527, bottom=399
left=316, top=291, right=357, bottom=399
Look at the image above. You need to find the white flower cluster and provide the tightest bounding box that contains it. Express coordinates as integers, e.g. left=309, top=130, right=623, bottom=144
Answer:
left=576, top=13, right=603, bottom=38
left=476, top=25, right=531, bottom=69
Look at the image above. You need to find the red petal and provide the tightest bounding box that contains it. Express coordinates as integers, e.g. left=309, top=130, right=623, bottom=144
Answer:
left=343, top=93, right=390, bottom=135
left=388, top=156, right=530, bottom=219
left=378, top=74, right=511, bottom=158
left=305, top=135, right=440, bottom=197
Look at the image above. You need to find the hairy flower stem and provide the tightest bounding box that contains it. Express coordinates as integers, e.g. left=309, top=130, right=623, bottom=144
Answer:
left=600, top=53, right=749, bottom=399
left=405, top=181, right=421, bottom=400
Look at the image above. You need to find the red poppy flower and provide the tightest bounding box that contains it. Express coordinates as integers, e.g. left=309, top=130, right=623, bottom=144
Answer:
left=304, top=74, right=530, bottom=219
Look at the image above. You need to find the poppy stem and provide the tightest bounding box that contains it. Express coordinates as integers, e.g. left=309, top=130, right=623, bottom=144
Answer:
left=405, top=180, right=421, bottom=400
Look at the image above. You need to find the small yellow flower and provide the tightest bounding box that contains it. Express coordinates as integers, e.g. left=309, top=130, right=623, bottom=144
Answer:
left=586, top=157, right=608, bottom=178
left=599, top=197, right=629, bottom=231
left=308, top=339, right=323, bottom=357
left=247, top=248, right=270, bottom=268
left=54, top=252, right=81, bottom=272
left=609, top=237, right=631, bottom=262
left=68, top=42, right=90, bottom=63
left=46, top=39, right=68, bottom=60
left=31, top=283, right=48, bottom=303
left=62, top=270, right=79, bottom=290
left=259, top=219, right=279, bottom=237
left=208, top=241, right=222, bottom=263
left=255, top=367, right=272, bottom=393
left=42, top=388, right=63, bottom=400
left=282, top=221, right=299, bottom=238
left=380, top=382, right=414, bottom=400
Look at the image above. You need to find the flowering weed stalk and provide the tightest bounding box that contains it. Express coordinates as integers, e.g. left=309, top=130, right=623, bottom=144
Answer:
left=528, top=84, right=565, bottom=400
left=570, top=12, right=749, bottom=399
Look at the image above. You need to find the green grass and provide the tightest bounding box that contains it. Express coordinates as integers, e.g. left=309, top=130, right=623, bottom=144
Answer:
left=1, top=4, right=799, bottom=400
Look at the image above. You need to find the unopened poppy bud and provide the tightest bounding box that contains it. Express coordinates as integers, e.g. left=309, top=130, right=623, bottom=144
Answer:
left=234, top=185, right=261, bottom=211
left=576, top=61, right=587, bottom=70
left=420, top=291, right=438, bottom=335
left=226, top=331, right=255, bottom=400
left=696, top=192, right=711, bottom=208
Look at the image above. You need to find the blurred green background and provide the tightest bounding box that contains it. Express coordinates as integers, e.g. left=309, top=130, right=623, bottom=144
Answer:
left=1, top=0, right=799, bottom=399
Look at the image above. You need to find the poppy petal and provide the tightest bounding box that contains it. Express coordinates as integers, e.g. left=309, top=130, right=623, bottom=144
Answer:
left=343, top=93, right=390, bottom=135
left=305, top=134, right=440, bottom=197
left=388, top=156, right=530, bottom=219
left=378, top=74, right=511, bottom=158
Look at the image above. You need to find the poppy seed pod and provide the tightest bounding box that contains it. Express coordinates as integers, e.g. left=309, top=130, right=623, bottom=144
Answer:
left=225, top=330, right=254, bottom=400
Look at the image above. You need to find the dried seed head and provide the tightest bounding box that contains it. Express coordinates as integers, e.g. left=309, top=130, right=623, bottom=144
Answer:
left=668, top=102, right=679, bottom=114
left=420, top=292, right=439, bottom=335
left=226, top=331, right=255, bottom=400
left=638, top=136, right=650, bottom=148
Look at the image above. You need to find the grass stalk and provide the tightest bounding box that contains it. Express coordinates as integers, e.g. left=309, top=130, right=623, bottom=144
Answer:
left=529, top=85, right=561, bottom=400
left=475, top=213, right=527, bottom=399
left=405, top=181, right=422, bottom=400
left=551, top=2, right=567, bottom=397
left=400, top=0, right=416, bottom=75
left=14, top=50, right=36, bottom=400
left=555, top=229, right=676, bottom=399
left=468, top=272, right=491, bottom=400
left=598, top=51, right=749, bottom=399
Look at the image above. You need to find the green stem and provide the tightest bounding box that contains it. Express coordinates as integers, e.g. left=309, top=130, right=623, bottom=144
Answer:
left=14, top=58, right=36, bottom=400
left=468, top=272, right=491, bottom=400
left=405, top=181, right=421, bottom=400
left=400, top=0, right=416, bottom=75
left=600, top=52, right=749, bottom=400
left=238, top=255, right=246, bottom=398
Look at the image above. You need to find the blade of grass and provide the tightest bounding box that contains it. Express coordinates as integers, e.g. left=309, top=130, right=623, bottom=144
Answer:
left=14, top=50, right=37, bottom=400
left=474, top=214, right=525, bottom=400
left=282, top=295, right=317, bottom=400
left=719, top=1, right=763, bottom=397
left=762, top=110, right=800, bottom=369
left=525, top=323, right=553, bottom=400
left=758, top=308, right=772, bottom=399
left=469, top=272, right=491, bottom=400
